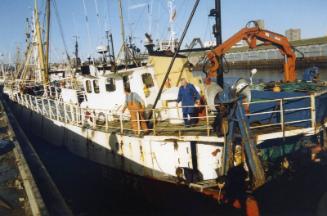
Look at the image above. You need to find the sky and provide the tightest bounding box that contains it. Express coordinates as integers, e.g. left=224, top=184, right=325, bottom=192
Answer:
left=0, top=0, right=327, bottom=63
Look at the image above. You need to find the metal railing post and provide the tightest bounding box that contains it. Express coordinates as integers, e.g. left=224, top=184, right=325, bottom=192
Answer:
left=29, top=95, right=33, bottom=110
left=77, top=107, right=81, bottom=125
left=92, top=112, right=96, bottom=129
left=63, top=103, right=67, bottom=123
left=34, top=97, right=39, bottom=113
left=23, top=95, right=27, bottom=108
left=25, top=95, right=28, bottom=108
left=310, top=94, right=316, bottom=133
left=70, top=105, right=75, bottom=123
left=49, top=86, right=52, bottom=97
left=55, top=87, right=59, bottom=100
left=280, top=99, right=285, bottom=139
left=55, top=101, right=60, bottom=121
left=48, top=99, right=52, bottom=119
left=205, top=105, right=210, bottom=136
left=41, top=98, right=46, bottom=116
left=21, top=95, right=25, bottom=107
left=105, top=112, right=109, bottom=131
left=137, top=111, right=140, bottom=135
left=120, top=113, right=124, bottom=134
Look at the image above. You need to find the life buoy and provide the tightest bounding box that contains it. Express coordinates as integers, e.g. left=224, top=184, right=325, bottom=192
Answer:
left=96, top=112, right=106, bottom=125
left=84, top=110, right=93, bottom=124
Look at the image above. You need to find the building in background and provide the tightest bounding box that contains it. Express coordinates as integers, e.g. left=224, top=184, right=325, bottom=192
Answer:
left=285, top=28, right=301, bottom=41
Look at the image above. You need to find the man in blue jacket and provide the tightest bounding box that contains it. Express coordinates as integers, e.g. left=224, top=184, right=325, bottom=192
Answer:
left=177, top=78, right=200, bottom=127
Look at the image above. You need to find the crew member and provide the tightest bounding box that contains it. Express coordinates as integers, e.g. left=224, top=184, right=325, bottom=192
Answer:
left=177, top=78, right=200, bottom=127
left=122, top=85, right=148, bottom=134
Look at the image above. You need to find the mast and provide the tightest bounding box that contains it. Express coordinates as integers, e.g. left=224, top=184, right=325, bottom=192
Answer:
left=44, top=0, right=50, bottom=83
left=0, top=53, right=4, bottom=78
left=118, top=0, right=127, bottom=67
left=15, top=46, right=21, bottom=75
left=73, top=35, right=79, bottom=68
left=168, top=0, right=177, bottom=51
left=214, top=0, right=223, bottom=87
left=106, top=31, right=116, bottom=65
left=74, top=36, right=79, bottom=61
left=34, top=0, right=46, bottom=84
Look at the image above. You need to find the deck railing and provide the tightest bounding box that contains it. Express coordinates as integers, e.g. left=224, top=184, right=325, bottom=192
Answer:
left=244, top=95, right=314, bottom=138
left=11, top=92, right=317, bottom=138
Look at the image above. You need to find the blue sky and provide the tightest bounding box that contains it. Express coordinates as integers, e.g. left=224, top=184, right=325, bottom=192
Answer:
left=0, top=0, right=327, bottom=62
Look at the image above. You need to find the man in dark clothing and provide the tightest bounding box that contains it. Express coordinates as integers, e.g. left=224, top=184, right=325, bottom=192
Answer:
left=177, top=78, right=200, bottom=127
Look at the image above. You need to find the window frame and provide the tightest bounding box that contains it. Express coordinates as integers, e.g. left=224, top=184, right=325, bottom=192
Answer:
left=105, top=78, right=116, bottom=92
left=86, top=80, right=92, bottom=93
left=93, top=80, right=100, bottom=94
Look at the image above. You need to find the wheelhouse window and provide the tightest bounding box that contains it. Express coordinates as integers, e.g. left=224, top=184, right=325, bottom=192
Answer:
left=105, top=78, right=116, bottom=92
left=142, top=73, right=154, bottom=88
left=93, top=80, right=100, bottom=93
left=86, top=80, right=92, bottom=93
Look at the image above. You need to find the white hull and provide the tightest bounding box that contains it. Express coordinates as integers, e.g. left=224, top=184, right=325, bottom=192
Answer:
left=10, top=99, right=223, bottom=184
left=7, top=87, right=326, bottom=190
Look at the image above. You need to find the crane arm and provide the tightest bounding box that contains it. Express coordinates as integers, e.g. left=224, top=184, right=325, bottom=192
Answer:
left=207, top=26, right=297, bottom=82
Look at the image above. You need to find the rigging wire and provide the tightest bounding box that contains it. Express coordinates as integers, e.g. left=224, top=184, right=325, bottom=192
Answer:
left=72, top=12, right=79, bottom=38
left=93, top=0, right=103, bottom=44
left=94, top=0, right=101, bottom=28
left=129, top=6, right=147, bottom=39
left=167, top=0, right=192, bottom=48
left=203, top=18, right=210, bottom=43
left=157, top=0, right=169, bottom=39
left=82, top=0, right=93, bottom=56
left=52, top=0, right=71, bottom=63
left=105, top=0, right=112, bottom=30
left=148, top=0, right=153, bottom=33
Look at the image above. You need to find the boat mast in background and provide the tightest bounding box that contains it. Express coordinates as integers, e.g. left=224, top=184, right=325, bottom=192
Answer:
left=73, top=35, right=80, bottom=68
left=117, top=0, right=140, bottom=68
left=167, top=0, right=177, bottom=52
left=106, top=31, right=116, bottom=66
left=44, top=0, right=50, bottom=83
left=209, top=0, right=224, bottom=88
left=118, top=0, right=128, bottom=68
left=34, top=0, right=47, bottom=86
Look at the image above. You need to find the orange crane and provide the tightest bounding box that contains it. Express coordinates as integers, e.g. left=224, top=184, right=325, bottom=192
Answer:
left=207, top=22, right=297, bottom=82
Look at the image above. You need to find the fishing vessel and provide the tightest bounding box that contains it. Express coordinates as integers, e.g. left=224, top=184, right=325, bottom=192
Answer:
left=3, top=0, right=327, bottom=201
